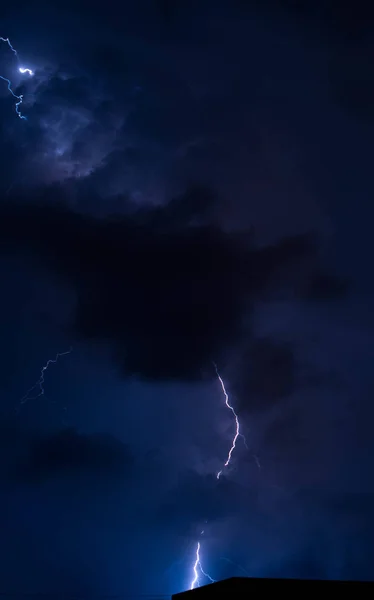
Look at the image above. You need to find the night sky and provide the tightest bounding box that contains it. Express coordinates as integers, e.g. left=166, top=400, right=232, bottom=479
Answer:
left=0, top=0, right=374, bottom=596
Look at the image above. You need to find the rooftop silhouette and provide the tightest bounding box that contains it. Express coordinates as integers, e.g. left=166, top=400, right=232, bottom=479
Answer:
left=173, top=577, right=374, bottom=599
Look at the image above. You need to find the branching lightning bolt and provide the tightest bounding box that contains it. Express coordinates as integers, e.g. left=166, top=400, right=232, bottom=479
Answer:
left=18, top=347, right=72, bottom=408
left=214, top=362, right=247, bottom=480
left=190, top=542, right=216, bottom=590
left=187, top=364, right=249, bottom=590
left=0, top=36, right=34, bottom=119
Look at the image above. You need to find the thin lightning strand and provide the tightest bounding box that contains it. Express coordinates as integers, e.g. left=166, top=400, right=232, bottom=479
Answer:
left=0, top=75, right=26, bottom=119
left=0, top=36, right=33, bottom=119
left=0, top=37, right=18, bottom=58
left=214, top=363, right=247, bottom=479
left=19, top=347, right=73, bottom=407
left=253, top=453, right=261, bottom=471
left=220, top=557, right=251, bottom=577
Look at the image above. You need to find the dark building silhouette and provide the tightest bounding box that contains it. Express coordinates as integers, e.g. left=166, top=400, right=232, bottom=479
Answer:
left=172, top=577, right=374, bottom=599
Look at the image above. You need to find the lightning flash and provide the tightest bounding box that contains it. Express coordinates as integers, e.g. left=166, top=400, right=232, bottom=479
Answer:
left=190, top=542, right=216, bottom=590
left=187, top=365, right=248, bottom=590
left=19, top=67, right=34, bottom=76
left=0, top=36, right=34, bottom=119
left=19, top=347, right=72, bottom=408
left=214, top=363, right=247, bottom=479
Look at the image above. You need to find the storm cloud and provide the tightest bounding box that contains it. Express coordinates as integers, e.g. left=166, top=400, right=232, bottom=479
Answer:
left=16, top=428, right=133, bottom=483
left=0, top=0, right=372, bottom=594
left=0, top=192, right=343, bottom=384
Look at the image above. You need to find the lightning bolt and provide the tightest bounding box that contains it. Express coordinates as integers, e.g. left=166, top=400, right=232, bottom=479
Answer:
left=18, top=347, right=73, bottom=409
left=186, top=363, right=253, bottom=590
left=186, top=364, right=249, bottom=590
left=214, top=363, right=247, bottom=479
left=0, top=37, right=18, bottom=58
left=190, top=542, right=216, bottom=590
left=0, top=36, right=33, bottom=119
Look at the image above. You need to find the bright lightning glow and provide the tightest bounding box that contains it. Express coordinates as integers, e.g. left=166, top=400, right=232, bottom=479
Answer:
left=19, top=67, right=34, bottom=76
left=19, top=347, right=73, bottom=407
left=190, top=542, right=216, bottom=590
left=1, top=36, right=33, bottom=119
left=214, top=363, right=247, bottom=479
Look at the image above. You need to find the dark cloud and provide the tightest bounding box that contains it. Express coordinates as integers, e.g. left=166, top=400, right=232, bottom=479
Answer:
left=158, top=470, right=250, bottom=529
left=257, top=0, right=374, bottom=121
left=257, top=0, right=374, bottom=39
left=232, top=338, right=296, bottom=413
left=328, top=41, right=374, bottom=121
left=0, top=192, right=338, bottom=382
left=303, top=271, right=349, bottom=301
left=263, top=406, right=306, bottom=460
left=0, top=422, right=132, bottom=486
left=17, top=428, right=133, bottom=483
left=142, top=185, right=217, bottom=229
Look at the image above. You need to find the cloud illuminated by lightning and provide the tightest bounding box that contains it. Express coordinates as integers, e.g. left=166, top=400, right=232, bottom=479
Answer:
left=190, top=542, right=216, bottom=590
left=214, top=363, right=247, bottom=479
left=18, top=347, right=73, bottom=409
left=0, top=36, right=33, bottom=119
